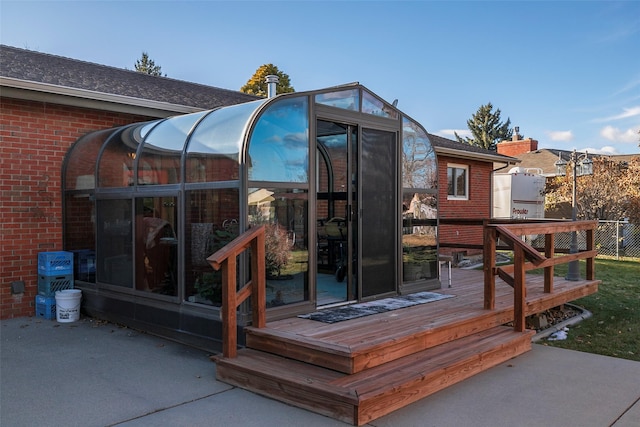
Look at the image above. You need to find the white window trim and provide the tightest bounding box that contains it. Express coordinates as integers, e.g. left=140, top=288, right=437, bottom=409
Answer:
left=447, top=163, right=469, bottom=200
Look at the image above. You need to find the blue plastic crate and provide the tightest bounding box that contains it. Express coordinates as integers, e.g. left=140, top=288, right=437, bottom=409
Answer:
left=38, top=274, right=74, bottom=296
left=35, top=295, right=56, bottom=320
left=38, top=251, right=73, bottom=275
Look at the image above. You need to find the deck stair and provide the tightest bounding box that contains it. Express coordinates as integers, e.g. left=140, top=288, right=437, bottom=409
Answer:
left=208, top=220, right=600, bottom=425
left=214, top=325, right=535, bottom=425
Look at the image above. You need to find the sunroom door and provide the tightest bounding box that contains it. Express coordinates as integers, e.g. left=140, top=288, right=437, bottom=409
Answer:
left=316, top=120, right=397, bottom=303
left=316, top=120, right=357, bottom=305
left=359, top=127, right=397, bottom=298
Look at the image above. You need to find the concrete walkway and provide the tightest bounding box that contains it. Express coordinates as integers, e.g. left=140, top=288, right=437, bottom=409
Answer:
left=2, top=316, right=639, bottom=427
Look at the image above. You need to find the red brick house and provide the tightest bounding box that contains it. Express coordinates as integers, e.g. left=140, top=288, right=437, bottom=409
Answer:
left=1, top=45, right=517, bottom=348
left=430, top=133, right=518, bottom=258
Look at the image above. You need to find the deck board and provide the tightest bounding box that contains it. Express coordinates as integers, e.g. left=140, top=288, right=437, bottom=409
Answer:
left=246, top=269, right=599, bottom=373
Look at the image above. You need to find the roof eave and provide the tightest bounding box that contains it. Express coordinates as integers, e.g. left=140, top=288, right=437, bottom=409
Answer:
left=435, top=146, right=520, bottom=164
left=1, top=76, right=203, bottom=118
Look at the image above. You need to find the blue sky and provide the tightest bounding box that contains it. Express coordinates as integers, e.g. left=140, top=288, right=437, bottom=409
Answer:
left=2, top=1, right=639, bottom=154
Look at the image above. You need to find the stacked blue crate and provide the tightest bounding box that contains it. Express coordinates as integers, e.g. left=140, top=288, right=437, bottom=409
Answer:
left=35, top=295, right=56, bottom=319
left=36, top=251, right=74, bottom=319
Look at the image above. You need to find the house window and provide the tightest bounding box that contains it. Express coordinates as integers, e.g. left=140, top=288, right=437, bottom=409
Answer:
left=447, top=164, right=468, bottom=200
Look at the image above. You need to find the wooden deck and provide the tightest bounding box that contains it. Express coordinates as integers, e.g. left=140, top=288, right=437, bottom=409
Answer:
left=214, top=268, right=599, bottom=425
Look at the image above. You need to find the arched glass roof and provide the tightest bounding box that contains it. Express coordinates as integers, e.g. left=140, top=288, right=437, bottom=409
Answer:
left=64, top=99, right=270, bottom=190
left=64, top=84, right=435, bottom=195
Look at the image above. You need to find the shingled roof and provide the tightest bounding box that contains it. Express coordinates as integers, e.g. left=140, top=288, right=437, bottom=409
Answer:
left=427, top=132, right=519, bottom=165
left=0, top=44, right=258, bottom=112
left=516, top=148, right=638, bottom=177
left=1, top=44, right=520, bottom=164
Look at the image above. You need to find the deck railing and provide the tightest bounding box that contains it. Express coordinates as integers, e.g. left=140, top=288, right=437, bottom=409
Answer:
left=483, top=220, right=598, bottom=332
left=209, top=220, right=598, bottom=356
left=207, top=225, right=266, bottom=358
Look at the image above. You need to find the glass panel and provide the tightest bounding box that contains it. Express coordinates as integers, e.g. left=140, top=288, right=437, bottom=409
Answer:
left=361, top=128, right=396, bottom=297
left=145, top=112, right=206, bottom=152
left=402, top=117, right=437, bottom=189
left=362, top=89, right=398, bottom=119
left=317, top=123, right=348, bottom=221
left=139, top=121, right=160, bottom=139
left=64, top=128, right=112, bottom=190
left=315, top=89, right=359, bottom=111
left=248, top=187, right=308, bottom=307
left=97, top=126, right=141, bottom=188
left=248, top=97, right=309, bottom=183
left=316, top=120, right=353, bottom=304
left=96, top=199, right=133, bottom=287
left=137, top=112, right=207, bottom=185
left=456, top=169, right=467, bottom=196
left=401, top=117, right=438, bottom=284
left=135, top=197, right=178, bottom=295
left=186, top=100, right=266, bottom=182
left=185, top=188, right=239, bottom=306
left=137, top=145, right=181, bottom=186
left=447, top=167, right=455, bottom=195
left=64, top=193, right=96, bottom=282
left=402, top=192, right=438, bottom=282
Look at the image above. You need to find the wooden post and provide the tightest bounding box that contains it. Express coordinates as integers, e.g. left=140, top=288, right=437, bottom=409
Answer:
left=513, top=246, right=526, bottom=332
left=544, top=233, right=554, bottom=293
left=207, top=225, right=267, bottom=360
left=221, top=256, right=237, bottom=358
left=586, top=227, right=595, bottom=280
left=483, top=225, right=496, bottom=310
left=251, top=231, right=266, bottom=329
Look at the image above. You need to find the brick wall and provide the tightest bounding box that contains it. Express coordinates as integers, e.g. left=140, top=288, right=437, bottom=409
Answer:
left=438, top=155, right=492, bottom=255
left=0, top=97, right=150, bottom=319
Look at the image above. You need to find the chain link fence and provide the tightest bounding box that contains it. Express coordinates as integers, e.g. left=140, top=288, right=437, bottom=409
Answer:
left=529, top=220, right=639, bottom=260
left=593, top=220, right=639, bottom=259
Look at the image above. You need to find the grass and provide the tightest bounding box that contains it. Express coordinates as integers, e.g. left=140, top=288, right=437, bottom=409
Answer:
left=538, top=258, right=640, bottom=362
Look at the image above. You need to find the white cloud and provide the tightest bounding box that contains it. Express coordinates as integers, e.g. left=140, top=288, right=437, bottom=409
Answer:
left=438, top=129, right=470, bottom=139
left=600, top=125, right=640, bottom=143
left=595, top=106, right=640, bottom=122
left=546, top=130, right=573, bottom=141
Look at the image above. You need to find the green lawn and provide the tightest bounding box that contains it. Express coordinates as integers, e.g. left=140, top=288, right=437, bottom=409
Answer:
left=539, top=258, right=640, bottom=362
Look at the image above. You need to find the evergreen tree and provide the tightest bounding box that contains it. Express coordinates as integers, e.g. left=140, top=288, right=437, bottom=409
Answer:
left=241, top=64, right=294, bottom=97
left=455, top=103, right=512, bottom=151
left=134, top=52, right=165, bottom=76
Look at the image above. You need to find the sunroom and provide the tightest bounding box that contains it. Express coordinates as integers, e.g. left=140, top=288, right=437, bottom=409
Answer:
left=62, top=83, right=438, bottom=346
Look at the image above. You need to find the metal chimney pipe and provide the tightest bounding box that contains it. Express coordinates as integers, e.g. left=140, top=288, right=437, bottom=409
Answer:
left=265, top=75, right=279, bottom=98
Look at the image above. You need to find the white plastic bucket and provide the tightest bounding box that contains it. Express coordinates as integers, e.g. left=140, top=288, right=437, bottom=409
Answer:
left=55, top=289, right=82, bottom=323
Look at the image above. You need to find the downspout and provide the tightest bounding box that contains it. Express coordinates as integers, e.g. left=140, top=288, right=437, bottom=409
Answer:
left=265, top=75, right=279, bottom=98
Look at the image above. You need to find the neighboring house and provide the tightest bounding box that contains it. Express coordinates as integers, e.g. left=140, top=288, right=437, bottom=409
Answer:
left=429, top=133, right=519, bottom=258
left=497, top=137, right=638, bottom=218
left=498, top=135, right=638, bottom=177
left=1, top=45, right=518, bottom=349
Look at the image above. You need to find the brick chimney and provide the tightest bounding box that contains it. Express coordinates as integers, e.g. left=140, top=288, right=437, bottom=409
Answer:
left=497, top=127, right=538, bottom=157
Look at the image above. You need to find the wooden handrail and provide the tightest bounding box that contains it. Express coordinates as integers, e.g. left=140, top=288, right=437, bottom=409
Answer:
left=207, top=225, right=266, bottom=358
left=483, top=220, right=597, bottom=332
